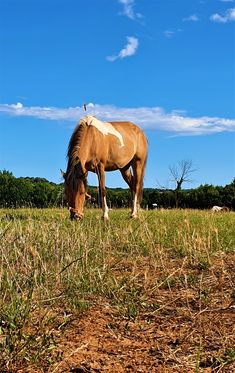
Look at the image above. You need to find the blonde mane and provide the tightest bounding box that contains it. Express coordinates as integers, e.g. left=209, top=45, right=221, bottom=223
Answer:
left=66, top=120, right=87, bottom=192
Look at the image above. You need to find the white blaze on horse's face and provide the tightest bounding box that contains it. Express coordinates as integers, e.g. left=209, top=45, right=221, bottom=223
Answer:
left=84, top=116, right=124, bottom=147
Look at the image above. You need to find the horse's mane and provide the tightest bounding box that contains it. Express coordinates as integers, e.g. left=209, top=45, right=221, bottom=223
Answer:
left=66, top=119, right=88, bottom=192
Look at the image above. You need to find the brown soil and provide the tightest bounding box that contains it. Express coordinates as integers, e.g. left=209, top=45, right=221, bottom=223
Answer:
left=12, top=255, right=235, bottom=373
left=47, top=306, right=232, bottom=373
left=51, top=255, right=234, bottom=373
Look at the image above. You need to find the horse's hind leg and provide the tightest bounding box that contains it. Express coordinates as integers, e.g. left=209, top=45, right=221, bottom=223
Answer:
left=131, top=159, right=145, bottom=219
left=120, top=167, right=134, bottom=191
left=97, top=164, right=109, bottom=220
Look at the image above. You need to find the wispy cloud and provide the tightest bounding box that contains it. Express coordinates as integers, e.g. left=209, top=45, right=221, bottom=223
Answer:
left=183, top=14, right=199, bottom=22
left=163, top=29, right=182, bottom=38
left=163, top=30, right=175, bottom=38
left=1, top=102, right=234, bottom=136
left=106, top=36, right=139, bottom=61
left=210, top=7, right=235, bottom=23
left=220, top=0, right=234, bottom=3
left=118, top=0, right=143, bottom=20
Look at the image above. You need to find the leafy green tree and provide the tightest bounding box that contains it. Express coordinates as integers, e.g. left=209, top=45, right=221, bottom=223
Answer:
left=0, top=170, right=33, bottom=207
left=221, top=179, right=235, bottom=209
left=0, top=170, right=234, bottom=210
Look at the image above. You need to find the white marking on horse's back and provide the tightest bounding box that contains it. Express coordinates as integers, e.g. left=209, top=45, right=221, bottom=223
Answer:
left=82, top=115, right=124, bottom=147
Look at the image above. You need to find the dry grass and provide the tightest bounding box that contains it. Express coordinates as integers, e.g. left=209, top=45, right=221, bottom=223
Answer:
left=0, top=208, right=234, bottom=372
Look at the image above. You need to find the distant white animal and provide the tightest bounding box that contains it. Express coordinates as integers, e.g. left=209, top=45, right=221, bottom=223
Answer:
left=211, top=206, right=229, bottom=212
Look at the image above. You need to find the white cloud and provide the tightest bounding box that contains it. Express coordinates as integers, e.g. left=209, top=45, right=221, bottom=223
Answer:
left=163, top=29, right=182, bottom=38
left=106, top=36, right=139, bottom=61
left=15, top=102, right=23, bottom=109
left=210, top=7, right=235, bottom=23
left=210, top=13, right=226, bottom=22
left=163, top=30, right=175, bottom=38
left=183, top=14, right=199, bottom=22
left=118, top=0, right=143, bottom=20
left=1, top=102, right=234, bottom=136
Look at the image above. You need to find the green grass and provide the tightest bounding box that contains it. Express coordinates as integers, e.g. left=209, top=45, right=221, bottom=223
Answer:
left=0, top=208, right=234, bottom=371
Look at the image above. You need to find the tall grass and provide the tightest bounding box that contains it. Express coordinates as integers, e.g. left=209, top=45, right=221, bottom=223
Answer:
left=0, top=208, right=234, bottom=371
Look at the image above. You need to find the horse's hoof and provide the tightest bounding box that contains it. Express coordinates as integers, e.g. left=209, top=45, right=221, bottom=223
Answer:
left=130, top=214, right=138, bottom=219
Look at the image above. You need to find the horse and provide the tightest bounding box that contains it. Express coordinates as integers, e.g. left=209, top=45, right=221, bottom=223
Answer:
left=62, top=115, right=148, bottom=220
left=211, top=206, right=229, bottom=212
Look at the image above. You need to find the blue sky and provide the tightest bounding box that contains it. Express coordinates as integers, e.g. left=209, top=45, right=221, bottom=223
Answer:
left=0, top=0, right=234, bottom=189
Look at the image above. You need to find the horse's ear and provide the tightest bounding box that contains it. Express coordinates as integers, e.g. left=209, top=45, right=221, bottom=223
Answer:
left=60, top=169, right=66, bottom=179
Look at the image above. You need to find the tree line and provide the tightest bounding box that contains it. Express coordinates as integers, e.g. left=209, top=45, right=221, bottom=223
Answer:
left=0, top=170, right=234, bottom=210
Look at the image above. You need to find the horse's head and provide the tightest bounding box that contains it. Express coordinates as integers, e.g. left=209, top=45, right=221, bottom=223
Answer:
left=61, top=166, right=88, bottom=220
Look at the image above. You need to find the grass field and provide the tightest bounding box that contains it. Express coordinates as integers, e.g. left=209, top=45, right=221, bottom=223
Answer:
left=0, top=208, right=235, bottom=372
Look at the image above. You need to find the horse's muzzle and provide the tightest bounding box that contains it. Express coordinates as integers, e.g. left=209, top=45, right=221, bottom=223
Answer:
left=70, top=211, right=83, bottom=220
left=69, top=206, right=84, bottom=221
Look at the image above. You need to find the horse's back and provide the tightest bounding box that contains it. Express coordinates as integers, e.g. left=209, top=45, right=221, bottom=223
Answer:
left=110, top=121, right=148, bottom=156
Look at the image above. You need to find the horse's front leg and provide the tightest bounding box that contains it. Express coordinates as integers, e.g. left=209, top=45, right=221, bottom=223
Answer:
left=97, top=164, right=109, bottom=220
left=131, top=193, right=139, bottom=219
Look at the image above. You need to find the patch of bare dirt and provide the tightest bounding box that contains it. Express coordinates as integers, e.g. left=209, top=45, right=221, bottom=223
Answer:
left=48, top=255, right=235, bottom=373
left=8, top=254, right=235, bottom=373
left=48, top=303, right=234, bottom=373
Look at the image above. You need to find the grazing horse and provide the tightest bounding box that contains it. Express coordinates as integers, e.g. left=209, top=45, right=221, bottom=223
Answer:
left=62, top=115, right=148, bottom=220
left=211, top=206, right=229, bottom=212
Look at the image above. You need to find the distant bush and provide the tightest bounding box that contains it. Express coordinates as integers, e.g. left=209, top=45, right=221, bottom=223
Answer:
left=0, top=170, right=234, bottom=210
left=0, top=170, right=63, bottom=208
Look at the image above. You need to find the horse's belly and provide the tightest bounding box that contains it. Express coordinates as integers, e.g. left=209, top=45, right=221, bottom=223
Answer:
left=104, top=162, right=122, bottom=171
left=105, top=156, right=133, bottom=170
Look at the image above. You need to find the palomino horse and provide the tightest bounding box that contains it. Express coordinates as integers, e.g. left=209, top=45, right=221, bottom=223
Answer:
left=62, top=115, right=148, bottom=220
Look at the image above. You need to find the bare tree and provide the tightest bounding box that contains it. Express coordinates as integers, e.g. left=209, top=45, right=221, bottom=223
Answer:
left=169, top=160, right=196, bottom=207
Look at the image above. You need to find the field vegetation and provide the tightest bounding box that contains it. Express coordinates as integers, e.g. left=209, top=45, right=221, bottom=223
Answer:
left=1, top=170, right=235, bottom=211
left=0, top=208, right=234, bottom=372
